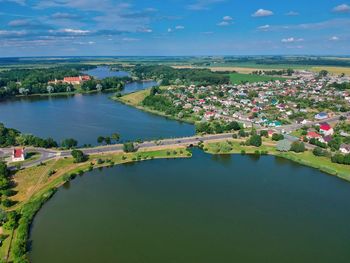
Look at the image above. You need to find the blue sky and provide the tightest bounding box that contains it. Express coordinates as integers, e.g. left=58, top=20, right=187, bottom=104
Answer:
left=0, top=0, right=349, bottom=57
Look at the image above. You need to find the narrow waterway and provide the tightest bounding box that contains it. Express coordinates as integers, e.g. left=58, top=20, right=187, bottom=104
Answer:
left=0, top=67, right=194, bottom=145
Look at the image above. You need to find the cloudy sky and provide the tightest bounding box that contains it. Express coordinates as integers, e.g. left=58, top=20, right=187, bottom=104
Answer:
left=0, top=0, right=349, bottom=57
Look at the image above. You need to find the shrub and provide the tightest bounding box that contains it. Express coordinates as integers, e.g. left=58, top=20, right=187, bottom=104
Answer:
left=71, top=149, right=87, bottom=163
left=291, top=141, right=306, bottom=153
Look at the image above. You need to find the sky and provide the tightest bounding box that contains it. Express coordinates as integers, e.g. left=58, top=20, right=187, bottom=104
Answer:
left=0, top=0, right=349, bottom=57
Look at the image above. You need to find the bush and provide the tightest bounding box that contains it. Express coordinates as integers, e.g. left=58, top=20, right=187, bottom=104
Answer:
left=276, top=139, right=292, bottom=152
left=313, top=147, right=327, bottom=157
left=240, top=150, right=246, bottom=155
left=2, top=198, right=16, bottom=207
left=71, top=149, right=87, bottom=163
left=272, top=133, right=284, bottom=141
left=123, top=142, right=136, bottom=153
left=291, top=141, right=306, bottom=153
left=248, top=135, right=262, bottom=147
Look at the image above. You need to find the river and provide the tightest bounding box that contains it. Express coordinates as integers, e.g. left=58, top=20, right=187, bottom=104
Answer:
left=0, top=67, right=194, bottom=145
left=29, top=149, right=350, bottom=263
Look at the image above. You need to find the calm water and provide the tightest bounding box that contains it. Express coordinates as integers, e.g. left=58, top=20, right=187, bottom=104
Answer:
left=0, top=68, right=193, bottom=145
left=30, top=149, right=350, bottom=263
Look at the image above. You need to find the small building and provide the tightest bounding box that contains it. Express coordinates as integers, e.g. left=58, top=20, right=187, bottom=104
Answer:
left=315, top=112, right=328, bottom=120
left=319, top=122, right=334, bottom=136
left=306, top=131, right=322, bottom=140
left=340, top=144, right=350, bottom=154
left=12, top=148, right=26, bottom=162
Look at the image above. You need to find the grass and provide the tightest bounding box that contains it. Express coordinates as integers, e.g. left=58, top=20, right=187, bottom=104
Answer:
left=117, top=88, right=151, bottom=105
left=8, top=152, right=41, bottom=166
left=229, top=73, right=286, bottom=84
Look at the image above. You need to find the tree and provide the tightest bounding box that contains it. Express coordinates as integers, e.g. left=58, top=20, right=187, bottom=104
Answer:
left=61, top=138, right=78, bottom=149
left=71, top=149, right=87, bottom=163
left=97, top=136, right=105, bottom=144
left=260, top=130, right=268, bottom=138
left=313, top=147, right=327, bottom=157
left=123, top=142, right=136, bottom=153
left=249, top=134, right=262, bottom=147
left=291, top=141, right=305, bottom=153
left=276, top=139, right=292, bottom=152
left=272, top=133, right=284, bottom=141
left=105, top=136, right=111, bottom=145
left=111, top=133, right=120, bottom=142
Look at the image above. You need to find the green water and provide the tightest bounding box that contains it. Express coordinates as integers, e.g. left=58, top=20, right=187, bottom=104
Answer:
left=29, top=149, right=350, bottom=263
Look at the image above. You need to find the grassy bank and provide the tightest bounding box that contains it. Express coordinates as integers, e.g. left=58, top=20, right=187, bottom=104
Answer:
left=113, top=88, right=196, bottom=124
left=203, top=139, right=350, bottom=181
left=2, top=147, right=191, bottom=262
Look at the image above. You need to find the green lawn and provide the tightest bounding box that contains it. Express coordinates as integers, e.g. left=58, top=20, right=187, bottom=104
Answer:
left=229, top=73, right=286, bottom=84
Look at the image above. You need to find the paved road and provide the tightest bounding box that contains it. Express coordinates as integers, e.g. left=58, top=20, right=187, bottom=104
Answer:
left=2, top=112, right=348, bottom=170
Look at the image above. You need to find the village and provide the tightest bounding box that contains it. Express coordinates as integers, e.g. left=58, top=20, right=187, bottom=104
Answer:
left=153, top=71, right=350, bottom=153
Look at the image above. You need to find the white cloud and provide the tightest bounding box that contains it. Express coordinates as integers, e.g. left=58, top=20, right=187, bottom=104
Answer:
left=187, top=0, right=225, bottom=11
left=252, top=9, right=274, bottom=17
left=0, top=30, right=27, bottom=37
left=0, top=0, right=25, bottom=5
left=257, top=24, right=270, bottom=31
left=50, top=28, right=91, bottom=35
left=175, top=25, right=185, bottom=30
left=217, top=21, right=230, bottom=26
left=329, top=36, right=340, bottom=41
left=223, top=16, right=233, bottom=21
left=138, top=28, right=153, bottom=33
left=167, top=28, right=172, bottom=33
left=333, top=4, right=350, bottom=13
left=122, top=37, right=140, bottom=42
left=286, top=11, right=299, bottom=16
left=281, top=37, right=304, bottom=43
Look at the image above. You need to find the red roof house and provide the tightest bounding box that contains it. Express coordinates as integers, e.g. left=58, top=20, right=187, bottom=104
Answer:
left=12, top=148, right=26, bottom=162
left=307, top=131, right=322, bottom=139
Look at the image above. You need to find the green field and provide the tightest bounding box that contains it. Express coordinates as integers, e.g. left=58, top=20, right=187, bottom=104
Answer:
left=229, top=73, right=286, bottom=84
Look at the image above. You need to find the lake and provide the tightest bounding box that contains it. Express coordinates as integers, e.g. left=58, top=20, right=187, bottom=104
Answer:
left=29, top=149, right=350, bottom=263
left=0, top=68, right=194, bottom=145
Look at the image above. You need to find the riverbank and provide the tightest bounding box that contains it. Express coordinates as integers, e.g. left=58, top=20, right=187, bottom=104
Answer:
left=1, top=146, right=191, bottom=262
left=113, top=88, right=196, bottom=124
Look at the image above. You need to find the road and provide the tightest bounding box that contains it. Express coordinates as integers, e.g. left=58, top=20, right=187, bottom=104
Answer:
left=1, top=112, right=348, bottom=169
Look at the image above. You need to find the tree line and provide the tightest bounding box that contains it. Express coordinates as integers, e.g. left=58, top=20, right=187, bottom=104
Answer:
left=132, top=65, right=230, bottom=85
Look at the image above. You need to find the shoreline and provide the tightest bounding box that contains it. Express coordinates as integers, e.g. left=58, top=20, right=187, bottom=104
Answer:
left=3, top=144, right=350, bottom=262
left=112, top=90, right=196, bottom=124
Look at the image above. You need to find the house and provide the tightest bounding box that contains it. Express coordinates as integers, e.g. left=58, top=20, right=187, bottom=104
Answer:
left=319, top=135, right=332, bottom=144
left=204, top=111, right=215, bottom=120
left=319, top=122, right=334, bottom=136
left=315, top=112, right=328, bottom=120
left=49, top=75, right=91, bottom=85
left=12, top=148, right=26, bottom=162
left=340, top=144, right=350, bottom=154
left=306, top=131, right=322, bottom=140
left=63, top=76, right=91, bottom=85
